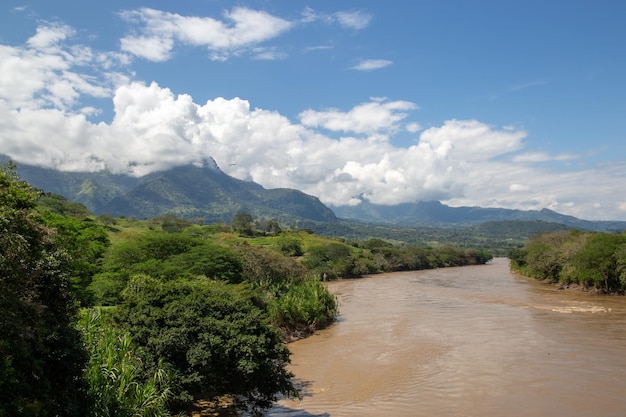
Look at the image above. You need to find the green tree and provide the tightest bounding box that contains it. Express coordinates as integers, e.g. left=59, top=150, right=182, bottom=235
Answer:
left=256, top=219, right=282, bottom=235
left=231, top=243, right=306, bottom=290
left=302, top=242, right=356, bottom=278
left=39, top=210, right=110, bottom=306
left=568, top=233, right=626, bottom=291
left=97, top=212, right=117, bottom=227
left=231, top=212, right=255, bottom=236
left=115, top=275, right=297, bottom=413
left=522, top=230, right=571, bottom=281
left=153, top=213, right=191, bottom=233
left=0, top=163, right=90, bottom=416
left=273, top=235, right=304, bottom=256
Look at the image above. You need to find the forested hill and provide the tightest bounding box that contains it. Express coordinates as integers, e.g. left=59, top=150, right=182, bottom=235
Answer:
left=330, top=200, right=626, bottom=231
left=6, top=156, right=336, bottom=224
left=5, top=155, right=626, bottom=232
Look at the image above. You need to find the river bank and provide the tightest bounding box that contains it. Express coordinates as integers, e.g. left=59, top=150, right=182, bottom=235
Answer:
left=269, top=259, right=626, bottom=417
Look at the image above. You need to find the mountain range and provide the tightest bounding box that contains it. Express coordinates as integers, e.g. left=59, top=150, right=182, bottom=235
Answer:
left=4, top=155, right=626, bottom=232
left=6, top=157, right=336, bottom=224
left=330, top=200, right=626, bottom=231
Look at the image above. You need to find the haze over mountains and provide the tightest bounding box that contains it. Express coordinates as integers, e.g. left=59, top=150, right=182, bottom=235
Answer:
left=6, top=155, right=626, bottom=232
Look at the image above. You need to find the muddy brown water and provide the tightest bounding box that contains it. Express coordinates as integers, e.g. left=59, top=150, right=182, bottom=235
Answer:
left=268, top=258, right=626, bottom=417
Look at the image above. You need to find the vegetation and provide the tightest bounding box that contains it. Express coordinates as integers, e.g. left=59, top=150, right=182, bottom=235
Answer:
left=310, top=219, right=571, bottom=256
left=2, top=163, right=494, bottom=416
left=116, top=275, right=296, bottom=413
left=0, top=163, right=90, bottom=416
left=510, top=229, right=626, bottom=293
left=80, top=309, right=172, bottom=417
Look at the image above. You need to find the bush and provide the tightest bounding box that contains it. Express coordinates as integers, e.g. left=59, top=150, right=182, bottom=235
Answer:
left=511, top=230, right=626, bottom=293
left=90, top=233, right=243, bottom=304
left=115, top=275, right=297, bottom=413
left=268, top=280, right=336, bottom=333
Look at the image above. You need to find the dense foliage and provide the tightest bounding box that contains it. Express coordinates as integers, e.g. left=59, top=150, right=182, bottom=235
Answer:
left=300, top=238, right=492, bottom=279
left=0, top=163, right=90, bottom=416
left=79, top=309, right=172, bottom=417
left=90, top=232, right=243, bottom=305
left=2, top=164, right=496, bottom=416
left=309, top=219, right=572, bottom=256
left=510, top=230, right=626, bottom=293
left=115, top=275, right=296, bottom=413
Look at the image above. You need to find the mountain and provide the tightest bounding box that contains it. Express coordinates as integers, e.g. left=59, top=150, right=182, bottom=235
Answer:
left=4, top=155, right=625, bottom=231
left=100, top=163, right=337, bottom=223
left=5, top=156, right=336, bottom=224
left=2, top=160, right=140, bottom=210
left=330, top=200, right=626, bottom=232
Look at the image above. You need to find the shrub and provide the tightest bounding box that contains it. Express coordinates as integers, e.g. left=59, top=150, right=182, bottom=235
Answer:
left=115, top=275, right=297, bottom=413
left=268, top=280, right=336, bottom=333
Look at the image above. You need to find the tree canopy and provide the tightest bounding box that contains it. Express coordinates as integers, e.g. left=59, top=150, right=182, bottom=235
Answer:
left=115, top=275, right=297, bottom=413
left=0, top=163, right=90, bottom=416
left=510, top=229, right=626, bottom=293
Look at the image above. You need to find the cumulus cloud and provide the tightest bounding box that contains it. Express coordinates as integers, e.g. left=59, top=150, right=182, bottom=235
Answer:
left=3, top=75, right=625, bottom=220
left=299, top=99, right=417, bottom=135
left=119, top=7, right=293, bottom=61
left=2, top=23, right=626, bottom=221
left=0, top=23, right=127, bottom=111
left=351, top=59, right=392, bottom=71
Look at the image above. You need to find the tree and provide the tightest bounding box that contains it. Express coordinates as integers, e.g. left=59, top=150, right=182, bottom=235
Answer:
left=256, top=219, right=281, bottom=235
left=522, top=230, right=570, bottom=281
left=39, top=210, right=110, bottom=306
left=232, top=212, right=255, bottom=236
left=568, top=233, right=626, bottom=291
left=153, top=213, right=191, bottom=233
left=0, top=163, right=90, bottom=416
left=115, top=275, right=297, bottom=414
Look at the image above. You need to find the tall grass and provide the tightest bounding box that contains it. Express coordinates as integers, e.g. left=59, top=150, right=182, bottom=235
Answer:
left=267, top=280, right=336, bottom=332
left=79, top=309, right=173, bottom=417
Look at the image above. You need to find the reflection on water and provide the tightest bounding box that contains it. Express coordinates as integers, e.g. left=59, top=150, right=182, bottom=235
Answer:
left=269, top=258, right=626, bottom=417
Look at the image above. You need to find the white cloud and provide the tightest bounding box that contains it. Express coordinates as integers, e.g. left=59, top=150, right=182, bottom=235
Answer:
left=509, top=183, right=531, bottom=192
left=27, top=23, right=74, bottom=49
left=3, top=77, right=626, bottom=220
left=299, top=99, right=417, bottom=135
left=251, top=47, right=288, bottom=60
left=0, top=23, right=126, bottom=111
left=419, top=119, right=526, bottom=160
left=351, top=59, right=392, bottom=71
left=334, top=11, right=372, bottom=30
left=513, top=151, right=579, bottom=163
left=406, top=122, right=422, bottom=133
left=120, top=35, right=174, bottom=62
left=2, top=24, right=626, bottom=221
left=304, top=44, right=334, bottom=52
left=300, top=8, right=372, bottom=30
left=119, top=7, right=293, bottom=61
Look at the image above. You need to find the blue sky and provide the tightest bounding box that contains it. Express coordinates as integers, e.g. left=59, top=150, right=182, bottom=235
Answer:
left=1, top=0, right=625, bottom=220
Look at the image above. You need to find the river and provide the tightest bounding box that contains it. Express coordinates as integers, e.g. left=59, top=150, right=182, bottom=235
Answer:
left=268, top=258, right=626, bottom=417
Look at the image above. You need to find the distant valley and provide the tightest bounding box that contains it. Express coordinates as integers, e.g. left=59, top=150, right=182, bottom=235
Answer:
left=5, top=156, right=626, bottom=250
